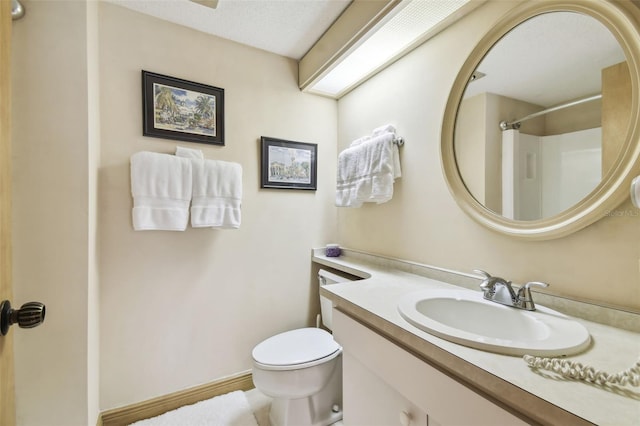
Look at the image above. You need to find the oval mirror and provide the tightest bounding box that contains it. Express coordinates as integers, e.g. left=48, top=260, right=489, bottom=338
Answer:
left=441, top=1, right=640, bottom=240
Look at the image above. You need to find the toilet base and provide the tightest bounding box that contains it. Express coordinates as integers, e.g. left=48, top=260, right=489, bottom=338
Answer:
left=269, top=397, right=343, bottom=426
left=268, top=356, right=342, bottom=426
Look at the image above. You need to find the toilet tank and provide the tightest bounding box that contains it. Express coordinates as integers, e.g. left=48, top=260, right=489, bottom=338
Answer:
left=318, top=269, right=354, bottom=330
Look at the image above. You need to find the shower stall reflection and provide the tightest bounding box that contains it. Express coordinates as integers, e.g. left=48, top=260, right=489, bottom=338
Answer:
left=502, top=127, right=602, bottom=220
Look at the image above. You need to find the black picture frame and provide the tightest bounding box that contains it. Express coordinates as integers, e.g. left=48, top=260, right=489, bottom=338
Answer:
left=260, top=137, right=317, bottom=190
left=142, top=70, right=225, bottom=146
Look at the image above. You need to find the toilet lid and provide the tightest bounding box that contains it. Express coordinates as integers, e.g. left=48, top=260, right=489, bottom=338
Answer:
left=252, top=328, right=340, bottom=366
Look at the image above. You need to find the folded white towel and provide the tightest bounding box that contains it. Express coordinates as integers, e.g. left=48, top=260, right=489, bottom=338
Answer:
left=350, top=124, right=397, bottom=147
left=349, top=135, right=372, bottom=148
left=191, top=159, right=243, bottom=229
left=130, top=152, right=193, bottom=231
left=336, top=131, right=400, bottom=207
left=372, top=124, right=396, bottom=136
left=175, top=146, right=204, bottom=159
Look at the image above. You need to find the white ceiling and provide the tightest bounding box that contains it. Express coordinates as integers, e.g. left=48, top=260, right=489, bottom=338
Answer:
left=108, top=0, right=351, bottom=60
left=464, top=11, right=625, bottom=107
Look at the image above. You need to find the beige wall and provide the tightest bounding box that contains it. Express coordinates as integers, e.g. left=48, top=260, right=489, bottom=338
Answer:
left=97, top=2, right=337, bottom=411
left=337, top=0, right=640, bottom=310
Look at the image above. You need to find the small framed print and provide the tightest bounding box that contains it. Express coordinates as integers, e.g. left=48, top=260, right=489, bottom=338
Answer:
left=142, top=70, right=225, bottom=146
left=260, top=137, right=317, bottom=190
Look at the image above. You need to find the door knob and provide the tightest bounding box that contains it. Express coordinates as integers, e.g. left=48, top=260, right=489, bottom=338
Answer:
left=0, top=300, right=46, bottom=336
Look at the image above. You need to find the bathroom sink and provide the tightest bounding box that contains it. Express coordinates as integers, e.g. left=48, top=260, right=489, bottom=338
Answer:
left=397, top=288, right=591, bottom=356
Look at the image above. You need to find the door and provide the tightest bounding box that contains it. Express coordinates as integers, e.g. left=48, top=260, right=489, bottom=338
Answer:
left=0, top=0, right=16, bottom=424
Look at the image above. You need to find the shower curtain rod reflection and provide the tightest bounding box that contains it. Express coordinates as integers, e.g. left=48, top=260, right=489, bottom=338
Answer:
left=499, top=93, right=602, bottom=131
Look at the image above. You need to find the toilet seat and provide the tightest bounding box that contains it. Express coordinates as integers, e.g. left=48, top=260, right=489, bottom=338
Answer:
left=252, top=328, right=341, bottom=371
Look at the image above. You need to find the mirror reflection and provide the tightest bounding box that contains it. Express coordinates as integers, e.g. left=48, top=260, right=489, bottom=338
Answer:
left=455, top=12, right=629, bottom=221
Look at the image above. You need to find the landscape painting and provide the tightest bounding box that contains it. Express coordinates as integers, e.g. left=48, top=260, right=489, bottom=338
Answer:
left=142, top=71, right=225, bottom=145
left=261, top=137, right=317, bottom=190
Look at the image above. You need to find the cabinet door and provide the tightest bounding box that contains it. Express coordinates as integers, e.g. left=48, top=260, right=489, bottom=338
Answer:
left=333, top=310, right=528, bottom=426
left=343, top=351, right=428, bottom=426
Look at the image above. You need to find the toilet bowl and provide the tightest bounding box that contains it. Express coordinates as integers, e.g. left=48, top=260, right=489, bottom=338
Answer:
left=252, top=328, right=343, bottom=426
left=252, top=269, right=353, bottom=426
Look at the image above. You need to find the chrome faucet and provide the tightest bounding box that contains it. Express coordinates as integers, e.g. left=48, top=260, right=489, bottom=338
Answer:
left=473, top=270, right=548, bottom=311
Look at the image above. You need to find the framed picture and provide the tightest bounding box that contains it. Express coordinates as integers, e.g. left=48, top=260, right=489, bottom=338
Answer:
left=260, top=137, right=317, bottom=190
left=142, top=70, right=225, bottom=146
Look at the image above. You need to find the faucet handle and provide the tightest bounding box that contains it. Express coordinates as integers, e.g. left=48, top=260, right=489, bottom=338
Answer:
left=523, top=281, right=549, bottom=291
left=518, top=281, right=549, bottom=300
left=516, top=281, right=549, bottom=310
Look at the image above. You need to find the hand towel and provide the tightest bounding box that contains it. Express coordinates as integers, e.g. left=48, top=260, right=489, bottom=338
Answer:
left=130, top=152, right=192, bottom=231
left=175, top=146, right=204, bottom=159
left=373, top=124, right=402, bottom=179
left=336, top=131, right=399, bottom=207
left=349, top=135, right=372, bottom=148
left=191, top=159, right=243, bottom=229
left=336, top=145, right=363, bottom=207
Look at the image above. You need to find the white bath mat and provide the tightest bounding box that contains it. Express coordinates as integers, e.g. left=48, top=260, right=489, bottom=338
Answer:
left=129, top=390, right=259, bottom=426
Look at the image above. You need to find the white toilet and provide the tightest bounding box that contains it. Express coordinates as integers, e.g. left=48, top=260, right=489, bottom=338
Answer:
left=252, top=269, right=352, bottom=426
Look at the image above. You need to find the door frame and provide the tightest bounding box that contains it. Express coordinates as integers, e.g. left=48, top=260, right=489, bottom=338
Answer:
left=0, top=0, right=16, bottom=424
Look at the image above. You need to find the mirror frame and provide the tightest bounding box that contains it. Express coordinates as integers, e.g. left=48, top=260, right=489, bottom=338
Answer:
left=441, top=0, right=640, bottom=240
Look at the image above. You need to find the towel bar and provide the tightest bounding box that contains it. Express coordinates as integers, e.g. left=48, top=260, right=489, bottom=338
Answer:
left=393, top=137, right=405, bottom=147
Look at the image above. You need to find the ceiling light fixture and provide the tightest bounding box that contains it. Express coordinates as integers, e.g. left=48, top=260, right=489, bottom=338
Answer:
left=300, top=0, right=483, bottom=99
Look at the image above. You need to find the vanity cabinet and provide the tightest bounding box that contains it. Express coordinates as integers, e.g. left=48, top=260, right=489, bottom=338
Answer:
left=333, top=309, right=528, bottom=426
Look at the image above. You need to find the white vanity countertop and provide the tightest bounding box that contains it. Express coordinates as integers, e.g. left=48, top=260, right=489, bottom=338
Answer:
left=313, top=249, right=640, bottom=426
